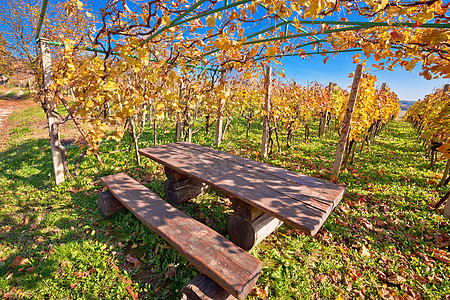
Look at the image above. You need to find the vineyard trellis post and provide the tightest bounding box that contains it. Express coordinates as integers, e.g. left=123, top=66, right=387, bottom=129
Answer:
left=215, top=71, right=225, bottom=147
left=438, top=84, right=449, bottom=187
left=331, top=64, right=363, bottom=181
left=175, top=82, right=184, bottom=142
left=41, top=38, right=65, bottom=185
left=260, top=66, right=272, bottom=159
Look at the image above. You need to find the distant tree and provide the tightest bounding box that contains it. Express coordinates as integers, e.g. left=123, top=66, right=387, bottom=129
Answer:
left=0, top=33, right=13, bottom=77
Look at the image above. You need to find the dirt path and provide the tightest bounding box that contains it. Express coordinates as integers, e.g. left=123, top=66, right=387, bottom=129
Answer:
left=0, top=88, right=34, bottom=149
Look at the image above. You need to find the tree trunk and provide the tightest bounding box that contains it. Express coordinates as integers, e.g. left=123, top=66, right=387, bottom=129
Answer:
left=40, top=38, right=65, bottom=185
left=286, top=128, right=292, bottom=148
left=439, top=159, right=450, bottom=187
left=318, top=109, right=328, bottom=137
left=350, top=140, right=357, bottom=165
left=246, top=117, right=251, bottom=139
left=304, top=123, right=310, bottom=141
left=205, top=115, right=211, bottom=134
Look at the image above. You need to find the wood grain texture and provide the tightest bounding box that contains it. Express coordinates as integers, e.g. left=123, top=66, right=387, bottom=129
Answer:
left=139, top=142, right=345, bottom=235
left=98, top=190, right=125, bottom=218
left=101, top=173, right=261, bottom=300
left=164, top=178, right=210, bottom=205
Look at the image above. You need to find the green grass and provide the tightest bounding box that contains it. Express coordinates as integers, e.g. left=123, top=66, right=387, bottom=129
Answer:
left=0, top=88, right=31, bottom=100
left=0, top=106, right=449, bottom=299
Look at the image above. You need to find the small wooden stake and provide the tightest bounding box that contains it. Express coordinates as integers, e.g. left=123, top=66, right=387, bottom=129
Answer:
left=215, top=71, right=225, bottom=147
left=260, top=66, right=272, bottom=159
left=331, top=64, right=363, bottom=181
left=176, top=82, right=184, bottom=142
left=41, top=38, right=65, bottom=185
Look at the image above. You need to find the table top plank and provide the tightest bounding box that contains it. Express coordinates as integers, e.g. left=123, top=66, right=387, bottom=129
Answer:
left=101, top=173, right=261, bottom=299
left=140, top=144, right=340, bottom=235
left=172, top=142, right=344, bottom=211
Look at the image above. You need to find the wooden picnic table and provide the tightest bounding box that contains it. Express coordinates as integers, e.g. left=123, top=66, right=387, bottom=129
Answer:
left=139, top=142, right=345, bottom=250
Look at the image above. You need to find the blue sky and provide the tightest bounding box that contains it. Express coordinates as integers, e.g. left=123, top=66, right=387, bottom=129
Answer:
left=280, top=54, right=449, bottom=102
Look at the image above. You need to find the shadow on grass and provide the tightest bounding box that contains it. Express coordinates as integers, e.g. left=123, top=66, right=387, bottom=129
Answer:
left=0, top=138, right=53, bottom=190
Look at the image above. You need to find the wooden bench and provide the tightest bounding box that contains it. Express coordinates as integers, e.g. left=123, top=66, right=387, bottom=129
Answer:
left=139, top=142, right=345, bottom=251
left=100, top=172, right=261, bottom=300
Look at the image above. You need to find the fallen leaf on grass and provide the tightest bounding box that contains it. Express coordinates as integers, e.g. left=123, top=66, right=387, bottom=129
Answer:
left=165, top=266, right=176, bottom=278
left=73, top=267, right=95, bottom=278
left=126, top=254, right=141, bottom=269
left=11, top=256, right=29, bottom=268
left=430, top=249, right=450, bottom=264
left=24, top=216, right=29, bottom=225
left=360, top=245, right=371, bottom=257
left=25, top=266, right=36, bottom=273
left=373, top=269, right=386, bottom=281
left=330, top=269, right=341, bottom=283
left=429, top=274, right=442, bottom=284
left=317, top=274, right=328, bottom=283
left=3, top=287, right=15, bottom=299
left=126, top=254, right=137, bottom=264
left=70, top=282, right=79, bottom=289
left=387, top=274, right=406, bottom=285
left=348, top=268, right=362, bottom=281
left=254, top=286, right=269, bottom=298
left=30, top=223, right=36, bottom=230
left=412, top=274, right=428, bottom=284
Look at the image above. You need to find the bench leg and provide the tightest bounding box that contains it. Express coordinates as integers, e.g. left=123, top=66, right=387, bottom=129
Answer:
left=181, top=274, right=237, bottom=300
left=227, top=199, right=283, bottom=251
left=164, top=167, right=210, bottom=205
left=98, top=190, right=125, bottom=218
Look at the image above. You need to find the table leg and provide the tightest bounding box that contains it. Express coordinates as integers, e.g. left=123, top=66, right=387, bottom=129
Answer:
left=227, top=198, right=283, bottom=251
left=164, top=167, right=210, bottom=205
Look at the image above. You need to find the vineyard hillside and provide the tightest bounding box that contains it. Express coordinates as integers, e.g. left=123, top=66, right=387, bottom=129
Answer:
left=0, top=97, right=448, bottom=299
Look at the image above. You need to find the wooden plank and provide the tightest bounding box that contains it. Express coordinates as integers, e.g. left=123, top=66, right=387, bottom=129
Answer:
left=169, top=142, right=342, bottom=212
left=181, top=274, right=236, bottom=300
left=152, top=143, right=330, bottom=213
left=139, top=145, right=327, bottom=235
left=101, top=173, right=261, bottom=300
left=178, top=142, right=344, bottom=209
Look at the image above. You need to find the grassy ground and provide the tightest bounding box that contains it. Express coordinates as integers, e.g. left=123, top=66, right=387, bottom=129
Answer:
left=0, top=102, right=449, bottom=299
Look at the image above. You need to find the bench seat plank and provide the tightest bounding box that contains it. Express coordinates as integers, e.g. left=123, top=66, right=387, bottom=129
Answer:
left=139, top=144, right=334, bottom=235
left=101, top=173, right=261, bottom=300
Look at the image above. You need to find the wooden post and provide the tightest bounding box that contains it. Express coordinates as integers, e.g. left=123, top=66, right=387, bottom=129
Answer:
left=41, top=38, right=65, bottom=185
left=98, top=190, right=125, bottom=218
left=176, top=82, right=184, bottom=142
left=227, top=199, right=283, bottom=251
left=215, top=71, right=225, bottom=147
left=130, top=116, right=141, bottom=166
left=260, top=66, right=272, bottom=159
left=163, top=167, right=210, bottom=205
left=331, top=64, right=363, bottom=181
